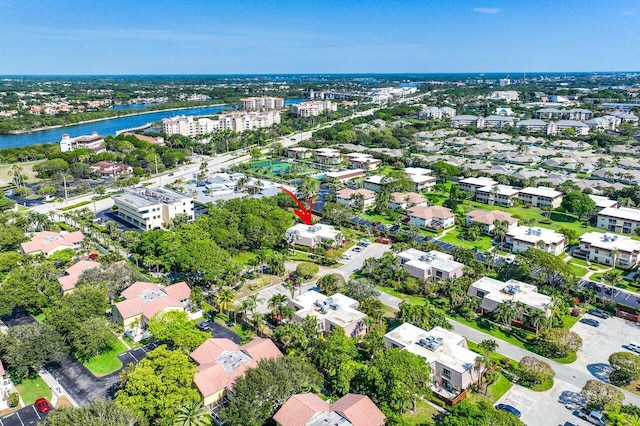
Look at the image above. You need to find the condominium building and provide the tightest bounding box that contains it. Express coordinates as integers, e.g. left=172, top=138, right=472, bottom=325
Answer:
left=475, top=185, right=520, bottom=207
left=467, top=277, right=553, bottom=317
left=504, top=226, right=566, bottom=255
left=20, top=231, right=84, bottom=256
left=407, top=206, right=455, bottom=229
left=113, top=187, right=194, bottom=230
left=465, top=210, right=518, bottom=233
left=345, top=153, right=382, bottom=170
left=274, top=393, right=385, bottom=426
left=518, top=186, right=563, bottom=208
left=289, top=292, right=367, bottom=337
left=60, top=132, right=106, bottom=153
left=286, top=224, right=343, bottom=250
left=458, top=176, right=498, bottom=193
left=162, top=111, right=281, bottom=136
left=548, top=120, right=590, bottom=136
left=515, top=119, right=548, bottom=133
left=389, top=192, right=427, bottom=211
left=239, top=96, right=284, bottom=110
left=576, top=232, right=640, bottom=269
left=482, top=115, right=514, bottom=129
left=397, top=249, right=464, bottom=281
left=384, top=323, right=480, bottom=399
left=291, top=100, right=338, bottom=117
left=335, top=188, right=376, bottom=210
left=314, top=148, right=343, bottom=165
left=596, top=206, right=640, bottom=234
left=287, top=147, right=312, bottom=159
left=588, top=194, right=618, bottom=209
left=418, top=106, right=456, bottom=119
left=451, top=115, right=481, bottom=128
left=363, top=175, right=386, bottom=193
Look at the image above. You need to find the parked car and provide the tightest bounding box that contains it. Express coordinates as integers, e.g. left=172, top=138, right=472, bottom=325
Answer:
left=628, top=342, right=640, bottom=353
left=35, top=398, right=51, bottom=414
left=496, top=404, right=521, bottom=418
left=357, top=240, right=369, bottom=247
left=372, top=221, right=382, bottom=226
left=168, top=172, right=175, bottom=176
left=342, top=254, right=352, bottom=260
left=580, top=318, right=600, bottom=327
left=577, top=408, right=605, bottom=426
left=390, top=224, right=400, bottom=232
left=353, top=246, right=362, bottom=253
left=196, top=320, right=210, bottom=331
left=587, top=309, right=610, bottom=319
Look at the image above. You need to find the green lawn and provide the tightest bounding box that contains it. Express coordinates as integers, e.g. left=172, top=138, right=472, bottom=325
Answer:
left=233, top=252, right=257, bottom=265
left=33, top=313, right=45, bottom=323
left=376, top=285, right=427, bottom=305
left=16, top=376, right=52, bottom=405
left=83, top=338, right=127, bottom=376
left=401, top=399, right=440, bottom=425
left=361, top=211, right=397, bottom=225
left=561, top=314, right=581, bottom=330
left=530, top=378, right=554, bottom=392
left=468, top=373, right=514, bottom=404
left=439, top=229, right=493, bottom=251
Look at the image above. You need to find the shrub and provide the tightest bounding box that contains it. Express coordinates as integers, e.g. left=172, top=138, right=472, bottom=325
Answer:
left=7, top=392, right=19, bottom=407
left=296, top=262, right=319, bottom=279
left=518, top=356, right=555, bottom=386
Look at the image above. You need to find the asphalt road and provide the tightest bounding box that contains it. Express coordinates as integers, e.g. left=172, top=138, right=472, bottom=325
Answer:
left=0, top=404, right=51, bottom=426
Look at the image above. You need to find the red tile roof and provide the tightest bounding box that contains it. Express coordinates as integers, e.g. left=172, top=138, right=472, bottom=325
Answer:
left=331, top=394, right=386, bottom=426
left=272, top=393, right=330, bottom=426
left=114, top=281, right=191, bottom=321
left=57, top=260, right=101, bottom=292
left=20, top=231, right=84, bottom=255
left=273, top=393, right=385, bottom=426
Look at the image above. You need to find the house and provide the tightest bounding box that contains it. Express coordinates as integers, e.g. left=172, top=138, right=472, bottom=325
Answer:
left=113, top=187, right=194, bottom=230
left=504, top=226, right=566, bottom=255
left=588, top=194, right=618, bottom=210
left=20, top=231, right=84, bottom=256
left=407, top=206, right=455, bottom=229
left=273, top=393, right=385, bottom=426
left=286, top=223, right=343, bottom=250
left=314, top=148, right=342, bottom=165
left=397, top=249, right=464, bottom=281
left=467, top=277, right=553, bottom=317
left=389, top=192, right=427, bottom=211
left=112, top=281, right=192, bottom=342
left=289, top=292, right=367, bottom=337
left=335, top=188, right=376, bottom=210
left=345, top=153, right=381, bottom=170
left=475, top=185, right=520, bottom=207
left=384, top=323, right=480, bottom=400
left=596, top=207, right=640, bottom=234
left=465, top=210, right=518, bottom=233
left=404, top=168, right=437, bottom=191
left=324, top=169, right=366, bottom=182
left=60, top=132, right=106, bottom=153
left=458, top=176, right=497, bottom=193
left=575, top=232, right=640, bottom=269
left=287, top=147, right=312, bottom=159
left=57, top=260, right=101, bottom=293
left=518, top=186, right=563, bottom=209
left=515, top=119, right=548, bottom=133
left=191, top=338, right=282, bottom=408
left=90, top=161, right=133, bottom=179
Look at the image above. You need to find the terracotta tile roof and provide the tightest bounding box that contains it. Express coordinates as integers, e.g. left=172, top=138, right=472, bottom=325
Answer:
left=20, top=231, right=84, bottom=255
left=467, top=209, right=518, bottom=226
left=335, top=188, right=376, bottom=200
left=241, top=338, right=283, bottom=361
left=114, top=281, right=191, bottom=320
left=190, top=338, right=240, bottom=366
left=121, top=281, right=159, bottom=300
left=407, top=205, right=454, bottom=220
left=273, top=393, right=330, bottom=426
left=391, top=192, right=427, bottom=204
left=163, top=281, right=191, bottom=301
left=331, top=394, right=386, bottom=426
left=57, top=260, right=101, bottom=292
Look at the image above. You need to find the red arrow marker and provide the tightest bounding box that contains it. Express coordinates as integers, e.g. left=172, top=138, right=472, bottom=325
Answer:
left=278, top=186, right=314, bottom=225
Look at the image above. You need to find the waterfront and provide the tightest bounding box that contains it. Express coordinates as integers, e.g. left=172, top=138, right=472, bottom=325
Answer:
left=0, top=98, right=306, bottom=149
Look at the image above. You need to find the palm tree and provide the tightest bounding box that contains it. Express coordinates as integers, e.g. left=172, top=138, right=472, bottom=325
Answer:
left=284, top=280, right=297, bottom=299
left=215, top=288, right=235, bottom=317
left=268, top=294, right=289, bottom=322
left=492, top=219, right=509, bottom=246
left=495, top=300, right=517, bottom=328
left=610, top=248, right=621, bottom=269
left=527, top=308, right=548, bottom=336
left=285, top=229, right=301, bottom=253
left=237, top=300, right=252, bottom=320
left=174, top=401, right=211, bottom=426
left=490, top=185, right=500, bottom=206
left=246, top=294, right=264, bottom=315
left=351, top=192, right=366, bottom=211
left=250, top=313, right=265, bottom=336
left=477, top=339, right=498, bottom=395
left=473, top=355, right=486, bottom=392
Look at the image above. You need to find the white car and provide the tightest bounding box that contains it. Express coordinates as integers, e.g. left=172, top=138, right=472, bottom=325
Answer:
left=342, top=254, right=352, bottom=260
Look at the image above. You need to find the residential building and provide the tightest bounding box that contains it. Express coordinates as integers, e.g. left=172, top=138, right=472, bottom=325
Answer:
left=286, top=223, right=343, bottom=250
left=467, top=277, right=553, bottom=317
left=60, top=132, right=106, bottom=153
left=465, top=210, right=519, bottom=233
left=20, top=231, right=84, bottom=256
left=515, top=119, right=548, bottom=133
left=407, top=206, right=455, bottom=229
left=548, top=120, right=590, bottom=136
left=287, top=147, right=312, bottom=159
left=273, top=393, right=385, bottom=426
left=363, top=175, right=386, bottom=192
left=239, top=96, right=284, bottom=110
left=576, top=232, right=640, bottom=269
left=458, top=176, right=497, bottom=193
left=291, top=101, right=338, bottom=117
left=289, top=292, right=366, bottom=337
left=451, top=115, right=481, bottom=128
left=57, top=260, right=101, bottom=293
left=191, top=338, right=282, bottom=408
left=384, top=323, right=480, bottom=399
left=112, top=281, right=192, bottom=341
left=588, top=194, right=618, bottom=210
left=389, top=191, right=427, bottom=211
left=418, top=106, right=456, bottom=119
left=324, top=169, right=366, bottom=182
left=314, top=148, right=342, bottom=165
left=597, top=206, right=640, bottom=234
left=504, top=226, right=566, bottom=255
left=113, top=187, right=194, bottom=230
left=404, top=167, right=437, bottom=191
left=585, top=115, right=621, bottom=132
left=475, top=185, right=520, bottom=207
left=335, top=188, right=376, bottom=210
left=482, top=115, right=514, bottom=129
left=609, top=110, right=639, bottom=123
left=518, top=186, right=563, bottom=208
left=90, top=161, right=133, bottom=178
left=494, top=107, right=515, bottom=116
left=488, top=91, right=519, bottom=103
left=346, top=153, right=382, bottom=170
left=162, top=111, right=281, bottom=136
left=397, top=249, right=464, bottom=281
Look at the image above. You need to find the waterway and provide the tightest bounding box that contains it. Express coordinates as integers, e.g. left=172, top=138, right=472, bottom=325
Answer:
left=0, top=98, right=307, bottom=149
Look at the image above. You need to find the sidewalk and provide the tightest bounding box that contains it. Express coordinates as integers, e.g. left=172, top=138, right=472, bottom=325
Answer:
left=38, top=369, right=80, bottom=408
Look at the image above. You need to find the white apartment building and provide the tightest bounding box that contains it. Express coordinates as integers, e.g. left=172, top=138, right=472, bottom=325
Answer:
left=418, top=106, right=456, bottom=119
left=475, top=185, right=520, bottom=207
left=162, top=111, right=281, bottom=136
left=286, top=224, right=343, bottom=250
left=482, top=115, right=514, bottom=129
left=451, top=115, right=481, bottom=128
left=458, top=176, right=498, bottom=193
left=314, top=148, right=342, bottom=165
left=597, top=206, right=640, bottom=234
left=363, top=175, right=386, bottom=193
left=113, top=187, right=194, bottom=230
left=239, top=96, right=284, bottom=110
left=407, top=206, right=455, bottom=229
left=467, top=277, right=553, bottom=317
left=548, top=120, right=590, bottom=136
left=289, top=292, right=366, bottom=337
left=389, top=192, right=427, bottom=211
left=397, top=249, right=464, bottom=281
left=291, top=100, right=338, bottom=118
left=518, top=186, right=563, bottom=208
left=335, top=188, right=376, bottom=210
left=384, top=323, right=480, bottom=399
left=346, top=153, right=382, bottom=170
left=515, top=119, right=549, bottom=133
left=60, top=132, right=106, bottom=153
left=576, top=232, right=640, bottom=269
left=487, top=90, right=519, bottom=103
left=588, top=195, right=618, bottom=209
left=504, top=226, right=566, bottom=255
left=404, top=167, right=437, bottom=191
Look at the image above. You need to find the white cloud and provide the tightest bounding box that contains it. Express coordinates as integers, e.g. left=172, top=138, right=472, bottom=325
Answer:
left=473, top=7, right=502, bottom=14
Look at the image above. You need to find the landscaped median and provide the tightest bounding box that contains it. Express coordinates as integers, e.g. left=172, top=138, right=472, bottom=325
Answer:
left=82, top=338, right=127, bottom=376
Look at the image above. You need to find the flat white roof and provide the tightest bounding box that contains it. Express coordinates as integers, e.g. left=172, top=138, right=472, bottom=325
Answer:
left=292, top=292, right=365, bottom=328
left=459, top=176, right=498, bottom=186
left=507, top=226, right=565, bottom=244
left=325, top=169, right=366, bottom=179
left=404, top=167, right=432, bottom=176
left=598, top=207, right=640, bottom=222
left=398, top=249, right=463, bottom=273
left=364, top=175, right=386, bottom=184
left=588, top=195, right=618, bottom=209
left=385, top=323, right=476, bottom=374
left=476, top=184, right=520, bottom=196
left=288, top=223, right=341, bottom=241
left=519, top=186, right=562, bottom=198
left=580, top=232, right=640, bottom=253
left=469, top=277, right=553, bottom=312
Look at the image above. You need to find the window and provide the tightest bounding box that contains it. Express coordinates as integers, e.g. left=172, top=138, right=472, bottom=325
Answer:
left=442, top=368, right=452, bottom=378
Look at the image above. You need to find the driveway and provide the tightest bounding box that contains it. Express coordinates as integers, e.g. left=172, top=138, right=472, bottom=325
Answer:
left=116, top=341, right=158, bottom=367
left=0, top=404, right=51, bottom=426
left=497, top=380, right=591, bottom=426
left=198, top=321, right=243, bottom=344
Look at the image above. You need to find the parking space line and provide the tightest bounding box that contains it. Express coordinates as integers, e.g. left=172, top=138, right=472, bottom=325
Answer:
left=129, top=351, right=139, bottom=362
left=16, top=413, right=24, bottom=426
left=32, top=405, right=41, bottom=420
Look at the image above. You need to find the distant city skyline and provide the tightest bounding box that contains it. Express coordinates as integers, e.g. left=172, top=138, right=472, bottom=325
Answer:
left=1, top=0, right=639, bottom=75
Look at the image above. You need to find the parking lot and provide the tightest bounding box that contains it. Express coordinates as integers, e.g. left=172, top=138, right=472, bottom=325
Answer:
left=0, top=404, right=51, bottom=426
left=579, top=279, right=640, bottom=310
left=117, top=341, right=159, bottom=366
left=497, top=380, right=591, bottom=426
left=196, top=320, right=243, bottom=344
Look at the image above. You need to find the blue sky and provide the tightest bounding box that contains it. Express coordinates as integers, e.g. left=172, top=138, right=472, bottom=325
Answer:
left=1, top=0, right=639, bottom=75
